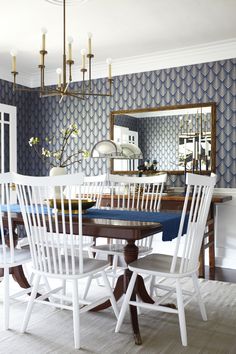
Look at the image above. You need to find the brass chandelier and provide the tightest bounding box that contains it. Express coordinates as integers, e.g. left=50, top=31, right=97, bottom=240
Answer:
left=10, top=0, right=113, bottom=100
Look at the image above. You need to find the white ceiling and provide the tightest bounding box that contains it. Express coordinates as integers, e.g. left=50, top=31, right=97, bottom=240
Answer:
left=1, top=0, right=236, bottom=87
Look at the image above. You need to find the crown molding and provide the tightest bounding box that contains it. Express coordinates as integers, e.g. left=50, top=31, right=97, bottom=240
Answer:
left=2, top=38, right=236, bottom=88
left=0, top=70, right=32, bottom=87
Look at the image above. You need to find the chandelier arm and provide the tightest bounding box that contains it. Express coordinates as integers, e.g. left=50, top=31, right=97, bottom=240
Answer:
left=39, top=90, right=63, bottom=97
left=64, top=82, right=70, bottom=94
left=64, top=91, right=86, bottom=100
left=68, top=90, right=112, bottom=97
left=59, top=95, right=65, bottom=104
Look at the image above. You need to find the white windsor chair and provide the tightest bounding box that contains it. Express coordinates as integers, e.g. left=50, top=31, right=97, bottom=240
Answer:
left=84, top=173, right=167, bottom=295
left=0, top=172, right=32, bottom=330
left=14, top=173, right=118, bottom=349
left=64, top=174, right=106, bottom=252
left=115, top=173, right=216, bottom=347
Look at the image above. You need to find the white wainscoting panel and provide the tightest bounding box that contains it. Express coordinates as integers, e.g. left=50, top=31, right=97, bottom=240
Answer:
left=214, top=188, right=236, bottom=269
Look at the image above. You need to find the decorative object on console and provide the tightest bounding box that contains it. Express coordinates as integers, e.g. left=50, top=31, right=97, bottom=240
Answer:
left=29, top=123, right=89, bottom=169
left=91, top=139, right=143, bottom=176
left=10, top=0, right=113, bottom=101
left=138, top=159, right=159, bottom=177
left=91, top=140, right=122, bottom=158
left=91, top=140, right=143, bottom=159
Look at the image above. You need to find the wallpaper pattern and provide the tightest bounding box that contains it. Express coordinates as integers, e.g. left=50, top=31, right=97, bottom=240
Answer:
left=0, top=58, right=236, bottom=187
left=138, top=116, right=180, bottom=170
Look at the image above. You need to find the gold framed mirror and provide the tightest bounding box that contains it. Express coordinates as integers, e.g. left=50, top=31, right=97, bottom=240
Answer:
left=110, top=102, right=216, bottom=175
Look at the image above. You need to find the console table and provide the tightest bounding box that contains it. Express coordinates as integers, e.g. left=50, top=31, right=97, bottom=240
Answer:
left=101, top=193, right=232, bottom=278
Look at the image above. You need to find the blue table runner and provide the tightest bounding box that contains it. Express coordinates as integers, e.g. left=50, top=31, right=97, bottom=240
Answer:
left=1, top=205, right=186, bottom=242
left=84, top=209, right=186, bottom=241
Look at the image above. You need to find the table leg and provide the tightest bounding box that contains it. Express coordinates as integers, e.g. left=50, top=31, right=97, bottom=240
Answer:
left=11, top=265, right=31, bottom=289
left=91, top=275, right=124, bottom=311
left=92, top=240, right=155, bottom=345
left=91, top=241, right=140, bottom=311
left=199, top=244, right=205, bottom=278
left=208, top=205, right=215, bottom=279
left=0, top=265, right=31, bottom=289
left=136, top=275, right=154, bottom=303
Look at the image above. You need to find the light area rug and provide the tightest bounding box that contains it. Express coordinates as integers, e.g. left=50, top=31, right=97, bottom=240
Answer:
left=1, top=271, right=236, bottom=354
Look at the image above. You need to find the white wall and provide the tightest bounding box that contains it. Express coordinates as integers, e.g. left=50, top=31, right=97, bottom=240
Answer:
left=214, top=188, right=236, bottom=269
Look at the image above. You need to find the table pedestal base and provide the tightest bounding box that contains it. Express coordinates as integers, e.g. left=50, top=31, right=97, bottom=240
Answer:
left=0, top=265, right=31, bottom=289
left=92, top=240, right=155, bottom=344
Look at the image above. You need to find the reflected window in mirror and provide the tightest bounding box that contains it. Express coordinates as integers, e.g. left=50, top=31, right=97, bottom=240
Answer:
left=110, top=103, right=216, bottom=175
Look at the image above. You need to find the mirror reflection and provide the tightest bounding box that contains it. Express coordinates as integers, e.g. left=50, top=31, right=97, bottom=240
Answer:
left=110, top=103, right=216, bottom=174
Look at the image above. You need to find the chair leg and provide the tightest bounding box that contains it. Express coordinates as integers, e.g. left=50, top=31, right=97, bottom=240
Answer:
left=29, top=271, right=34, bottom=285
left=115, top=271, right=138, bottom=333
left=72, top=279, right=80, bottom=349
left=176, top=279, right=187, bottom=346
left=149, top=275, right=155, bottom=297
left=43, top=275, right=51, bottom=292
left=94, top=252, right=102, bottom=286
left=111, top=255, right=118, bottom=289
left=3, top=267, right=10, bottom=330
left=60, top=279, right=66, bottom=307
left=21, top=274, right=41, bottom=333
left=192, top=273, right=207, bottom=321
left=101, top=270, right=119, bottom=319
left=83, top=275, right=93, bottom=300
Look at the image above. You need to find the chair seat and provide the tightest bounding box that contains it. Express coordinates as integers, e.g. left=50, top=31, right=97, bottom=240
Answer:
left=0, top=248, right=31, bottom=267
left=32, top=255, right=110, bottom=278
left=128, top=253, right=196, bottom=278
left=90, top=244, right=152, bottom=256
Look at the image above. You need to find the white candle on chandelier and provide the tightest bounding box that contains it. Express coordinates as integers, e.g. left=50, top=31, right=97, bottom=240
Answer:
left=56, top=68, right=62, bottom=88
left=10, top=49, right=17, bottom=72
left=106, top=58, right=112, bottom=79
left=81, top=49, right=86, bottom=69
left=88, top=32, right=92, bottom=55
left=67, top=36, right=73, bottom=61
left=41, top=28, right=47, bottom=51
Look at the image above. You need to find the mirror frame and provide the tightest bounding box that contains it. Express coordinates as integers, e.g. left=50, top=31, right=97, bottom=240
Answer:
left=110, top=102, right=216, bottom=175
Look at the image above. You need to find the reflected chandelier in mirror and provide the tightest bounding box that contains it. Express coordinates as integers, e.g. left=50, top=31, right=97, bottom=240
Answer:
left=110, top=102, right=216, bottom=175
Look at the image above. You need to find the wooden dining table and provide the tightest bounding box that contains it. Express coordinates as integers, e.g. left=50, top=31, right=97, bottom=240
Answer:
left=1, top=207, right=184, bottom=345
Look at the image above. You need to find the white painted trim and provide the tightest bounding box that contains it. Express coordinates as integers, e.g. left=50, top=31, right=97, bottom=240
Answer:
left=0, top=103, right=17, bottom=173
left=1, top=38, right=236, bottom=88
left=214, top=188, right=236, bottom=194
left=9, top=107, right=17, bottom=173
left=214, top=187, right=236, bottom=269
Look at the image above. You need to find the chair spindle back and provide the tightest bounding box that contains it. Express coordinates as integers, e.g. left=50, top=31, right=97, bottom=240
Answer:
left=108, top=174, right=167, bottom=211
left=170, top=173, right=216, bottom=274
left=15, top=173, right=85, bottom=276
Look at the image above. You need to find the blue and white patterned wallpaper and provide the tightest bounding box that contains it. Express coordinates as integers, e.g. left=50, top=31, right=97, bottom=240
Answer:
left=138, top=115, right=180, bottom=170
left=115, top=115, right=138, bottom=132
left=0, top=58, right=236, bottom=187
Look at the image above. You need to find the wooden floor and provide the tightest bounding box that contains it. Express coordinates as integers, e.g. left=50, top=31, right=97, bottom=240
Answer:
left=206, top=266, right=236, bottom=283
